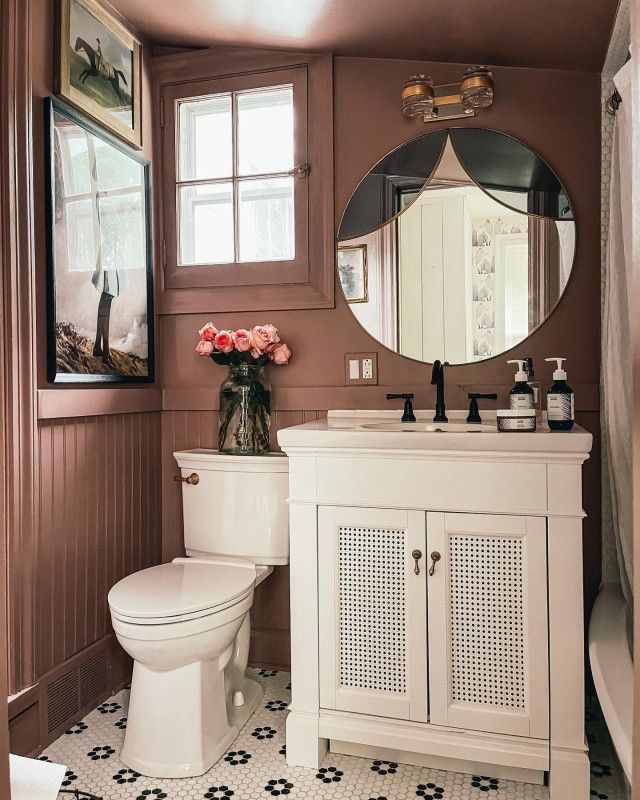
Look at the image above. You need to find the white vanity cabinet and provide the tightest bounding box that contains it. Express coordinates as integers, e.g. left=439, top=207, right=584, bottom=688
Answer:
left=278, top=411, right=593, bottom=800
left=318, top=508, right=548, bottom=737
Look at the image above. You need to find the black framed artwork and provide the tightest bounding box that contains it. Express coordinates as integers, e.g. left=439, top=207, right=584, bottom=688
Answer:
left=45, top=97, right=154, bottom=383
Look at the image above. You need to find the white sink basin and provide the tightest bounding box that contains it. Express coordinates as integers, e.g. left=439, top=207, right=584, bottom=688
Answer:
left=361, top=421, right=495, bottom=433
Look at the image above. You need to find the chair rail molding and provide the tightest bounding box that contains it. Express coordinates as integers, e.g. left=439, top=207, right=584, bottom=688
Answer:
left=0, top=0, right=39, bottom=699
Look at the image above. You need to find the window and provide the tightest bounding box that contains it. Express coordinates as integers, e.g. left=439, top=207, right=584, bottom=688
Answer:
left=156, top=51, right=334, bottom=312
left=178, top=86, right=296, bottom=266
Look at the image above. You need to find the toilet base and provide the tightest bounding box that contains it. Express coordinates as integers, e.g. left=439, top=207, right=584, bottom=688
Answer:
left=120, top=662, right=263, bottom=779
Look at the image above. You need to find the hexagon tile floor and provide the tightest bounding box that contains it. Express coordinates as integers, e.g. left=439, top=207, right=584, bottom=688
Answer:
left=40, top=669, right=626, bottom=800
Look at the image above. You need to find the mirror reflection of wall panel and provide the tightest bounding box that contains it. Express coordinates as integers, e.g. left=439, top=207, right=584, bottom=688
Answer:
left=338, top=128, right=576, bottom=366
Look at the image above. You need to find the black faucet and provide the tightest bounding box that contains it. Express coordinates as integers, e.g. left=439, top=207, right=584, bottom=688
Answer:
left=431, top=360, right=448, bottom=423
left=386, top=393, right=416, bottom=422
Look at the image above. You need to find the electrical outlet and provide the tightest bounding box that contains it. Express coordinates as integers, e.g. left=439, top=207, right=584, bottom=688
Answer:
left=344, top=352, right=378, bottom=385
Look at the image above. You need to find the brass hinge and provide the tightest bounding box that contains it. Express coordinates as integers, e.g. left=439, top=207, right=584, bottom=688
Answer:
left=159, top=98, right=165, bottom=128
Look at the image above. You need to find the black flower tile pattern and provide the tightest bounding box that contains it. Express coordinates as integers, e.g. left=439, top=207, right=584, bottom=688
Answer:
left=65, top=721, right=87, bottom=735
left=98, top=701, right=122, bottom=714
left=61, top=769, right=77, bottom=787
left=252, top=725, right=277, bottom=740
left=416, top=782, right=444, bottom=798
left=113, top=767, right=141, bottom=784
left=87, top=745, right=116, bottom=760
left=39, top=672, right=625, bottom=800
left=471, top=775, right=500, bottom=792
left=224, top=750, right=252, bottom=765
left=265, top=699, right=287, bottom=712
left=591, top=762, right=612, bottom=779
left=258, top=669, right=278, bottom=678
left=264, top=778, right=293, bottom=796
left=371, top=759, right=398, bottom=775
left=316, top=766, right=343, bottom=783
left=205, top=786, right=234, bottom=798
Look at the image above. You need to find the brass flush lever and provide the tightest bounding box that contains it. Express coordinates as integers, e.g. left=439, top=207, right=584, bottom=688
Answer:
left=412, top=549, right=422, bottom=575
left=429, top=551, right=441, bottom=576
left=174, top=472, right=200, bottom=485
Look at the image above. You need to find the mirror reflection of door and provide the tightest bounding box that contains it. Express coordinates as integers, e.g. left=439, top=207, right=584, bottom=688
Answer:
left=338, top=133, right=575, bottom=365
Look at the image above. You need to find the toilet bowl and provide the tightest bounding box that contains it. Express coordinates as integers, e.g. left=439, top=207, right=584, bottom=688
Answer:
left=108, top=452, right=289, bottom=778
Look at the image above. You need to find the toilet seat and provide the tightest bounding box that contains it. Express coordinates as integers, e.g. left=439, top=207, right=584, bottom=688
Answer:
left=108, top=559, right=256, bottom=625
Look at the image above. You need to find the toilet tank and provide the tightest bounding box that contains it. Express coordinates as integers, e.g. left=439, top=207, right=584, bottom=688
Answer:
left=174, top=450, right=289, bottom=565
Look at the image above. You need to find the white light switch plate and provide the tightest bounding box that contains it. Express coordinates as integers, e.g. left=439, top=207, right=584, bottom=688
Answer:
left=344, top=352, right=378, bottom=385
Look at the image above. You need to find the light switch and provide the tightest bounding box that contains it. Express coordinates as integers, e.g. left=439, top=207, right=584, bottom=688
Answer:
left=344, top=352, right=378, bottom=385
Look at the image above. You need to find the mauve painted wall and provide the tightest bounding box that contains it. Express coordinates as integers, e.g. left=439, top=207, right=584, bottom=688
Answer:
left=159, top=55, right=602, bottom=661
left=25, top=0, right=163, bottom=691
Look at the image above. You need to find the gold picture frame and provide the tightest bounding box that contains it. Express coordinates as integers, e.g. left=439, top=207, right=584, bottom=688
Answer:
left=57, top=0, right=142, bottom=149
left=337, top=244, right=368, bottom=303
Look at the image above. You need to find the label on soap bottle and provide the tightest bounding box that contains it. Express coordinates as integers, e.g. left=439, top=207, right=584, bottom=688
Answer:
left=510, top=393, right=535, bottom=410
left=547, top=393, right=574, bottom=421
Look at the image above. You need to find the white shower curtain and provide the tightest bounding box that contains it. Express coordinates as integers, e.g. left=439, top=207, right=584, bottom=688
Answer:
left=602, top=59, right=634, bottom=614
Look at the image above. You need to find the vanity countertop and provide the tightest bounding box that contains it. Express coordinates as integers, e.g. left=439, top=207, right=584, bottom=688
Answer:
left=277, top=409, right=593, bottom=456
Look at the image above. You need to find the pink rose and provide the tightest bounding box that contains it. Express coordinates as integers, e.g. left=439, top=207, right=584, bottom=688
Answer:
left=198, top=322, right=218, bottom=342
left=196, top=339, right=214, bottom=356
left=251, top=324, right=279, bottom=351
left=268, top=342, right=292, bottom=365
left=233, top=329, right=253, bottom=352
left=214, top=330, right=234, bottom=353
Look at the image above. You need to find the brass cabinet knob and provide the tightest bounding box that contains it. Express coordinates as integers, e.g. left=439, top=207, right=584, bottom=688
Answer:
left=412, top=549, right=422, bottom=575
left=174, top=472, right=199, bottom=485
left=429, top=551, right=441, bottom=576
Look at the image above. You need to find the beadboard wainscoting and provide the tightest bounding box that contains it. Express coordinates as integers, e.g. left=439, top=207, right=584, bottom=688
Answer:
left=37, top=412, right=162, bottom=677
left=9, top=412, right=163, bottom=756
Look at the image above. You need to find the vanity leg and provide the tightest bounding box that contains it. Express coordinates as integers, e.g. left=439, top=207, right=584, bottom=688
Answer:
left=547, top=515, right=590, bottom=800
left=286, top=501, right=328, bottom=768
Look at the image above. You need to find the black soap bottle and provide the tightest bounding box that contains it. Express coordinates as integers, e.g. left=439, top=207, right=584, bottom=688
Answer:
left=545, top=357, right=574, bottom=430
left=507, top=360, right=535, bottom=410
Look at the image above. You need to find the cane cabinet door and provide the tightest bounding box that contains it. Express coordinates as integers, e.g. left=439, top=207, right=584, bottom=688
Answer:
left=427, top=512, right=549, bottom=739
left=318, top=506, right=428, bottom=721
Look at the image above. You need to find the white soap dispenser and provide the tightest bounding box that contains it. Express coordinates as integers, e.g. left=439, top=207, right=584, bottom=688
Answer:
left=545, top=357, right=574, bottom=430
left=507, top=359, right=535, bottom=410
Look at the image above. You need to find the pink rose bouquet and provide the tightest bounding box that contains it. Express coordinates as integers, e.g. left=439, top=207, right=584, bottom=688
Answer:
left=195, top=321, right=292, bottom=367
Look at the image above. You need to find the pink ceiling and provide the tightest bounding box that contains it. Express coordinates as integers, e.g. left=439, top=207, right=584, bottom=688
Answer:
left=110, top=0, right=617, bottom=72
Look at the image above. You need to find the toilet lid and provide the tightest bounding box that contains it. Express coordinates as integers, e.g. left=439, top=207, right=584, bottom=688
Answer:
left=108, top=560, right=256, bottom=620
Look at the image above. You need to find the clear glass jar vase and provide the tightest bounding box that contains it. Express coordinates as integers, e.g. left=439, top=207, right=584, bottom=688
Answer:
left=218, top=364, right=271, bottom=455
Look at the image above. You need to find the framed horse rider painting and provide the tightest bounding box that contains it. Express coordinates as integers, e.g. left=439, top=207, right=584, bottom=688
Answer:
left=45, top=98, right=154, bottom=383
left=56, top=0, right=142, bottom=148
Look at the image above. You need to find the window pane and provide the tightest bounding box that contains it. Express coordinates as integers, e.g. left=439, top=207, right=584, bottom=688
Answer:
left=95, top=138, right=144, bottom=192
left=56, top=124, right=91, bottom=196
left=237, top=87, right=293, bottom=176
left=179, top=95, right=232, bottom=181
left=64, top=199, right=97, bottom=271
left=179, top=183, right=234, bottom=265
left=98, top=191, right=145, bottom=271
left=238, top=177, right=294, bottom=262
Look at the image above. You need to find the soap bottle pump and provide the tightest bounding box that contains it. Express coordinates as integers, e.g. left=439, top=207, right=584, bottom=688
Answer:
left=507, top=359, right=535, bottom=410
left=545, top=357, right=574, bottom=430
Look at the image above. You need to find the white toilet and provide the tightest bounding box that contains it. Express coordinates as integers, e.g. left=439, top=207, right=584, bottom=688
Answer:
left=107, top=449, right=289, bottom=779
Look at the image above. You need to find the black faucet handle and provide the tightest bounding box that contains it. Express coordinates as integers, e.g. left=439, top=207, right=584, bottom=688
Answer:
left=466, top=392, right=498, bottom=424
left=386, top=392, right=416, bottom=423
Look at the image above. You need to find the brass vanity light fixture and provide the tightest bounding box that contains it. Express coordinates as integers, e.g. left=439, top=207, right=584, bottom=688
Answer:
left=401, top=66, right=494, bottom=123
